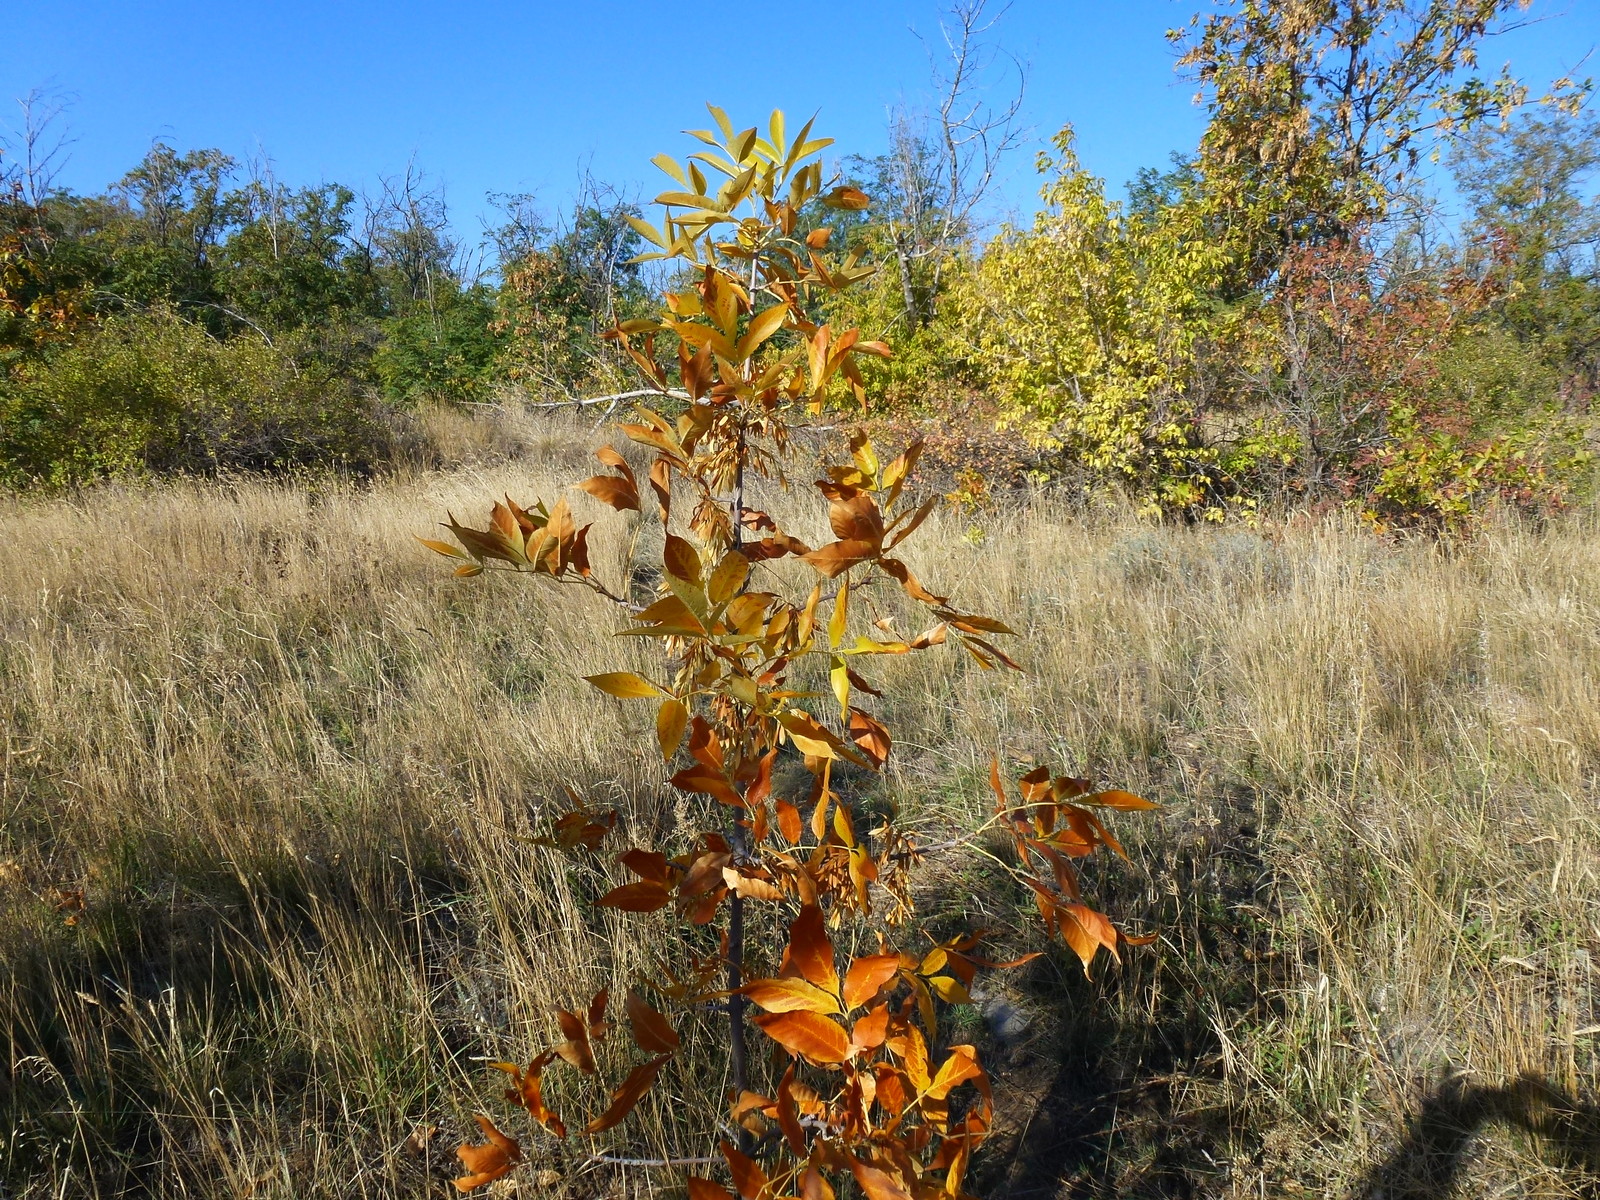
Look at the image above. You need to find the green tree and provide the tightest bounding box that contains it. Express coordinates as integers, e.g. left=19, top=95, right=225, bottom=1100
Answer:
left=959, top=129, right=1240, bottom=511
left=1453, top=109, right=1600, bottom=393
left=217, top=175, right=380, bottom=334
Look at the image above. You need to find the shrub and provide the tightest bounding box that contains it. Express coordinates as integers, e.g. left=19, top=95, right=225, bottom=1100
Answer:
left=0, top=307, right=397, bottom=487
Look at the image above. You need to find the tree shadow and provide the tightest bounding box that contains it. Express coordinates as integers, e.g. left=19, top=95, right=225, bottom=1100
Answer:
left=1351, top=1072, right=1600, bottom=1199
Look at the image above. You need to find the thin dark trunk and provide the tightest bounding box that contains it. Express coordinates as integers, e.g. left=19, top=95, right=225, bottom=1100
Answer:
left=726, top=423, right=752, bottom=1150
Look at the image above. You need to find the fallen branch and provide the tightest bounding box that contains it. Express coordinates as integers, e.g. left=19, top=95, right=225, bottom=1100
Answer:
left=523, top=389, right=690, bottom=410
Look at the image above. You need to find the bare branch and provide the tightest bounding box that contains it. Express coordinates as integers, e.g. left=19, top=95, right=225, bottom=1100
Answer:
left=4, top=87, right=77, bottom=211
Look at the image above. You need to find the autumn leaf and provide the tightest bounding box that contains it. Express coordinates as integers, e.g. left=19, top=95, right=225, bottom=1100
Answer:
left=417, top=536, right=469, bottom=559
left=583, top=1054, right=672, bottom=1133
left=670, top=762, right=742, bottom=807
left=850, top=1004, right=891, bottom=1052
left=554, top=998, right=604, bottom=1074
left=848, top=708, right=891, bottom=767
left=579, top=445, right=641, bottom=511
left=741, top=976, right=842, bottom=1014
left=663, top=534, right=702, bottom=585
left=927, top=1043, right=984, bottom=1100
left=625, top=990, right=680, bottom=1054
left=800, top=538, right=879, bottom=578
left=721, top=1140, right=772, bottom=1200
left=708, top=549, right=751, bottom=605
left=596, top=880, right=672, bottom=912
left=822, top=185, right=871, bottom=210
left=1058, top=903, right=1121, bottom=976
left=850, top=1158, right=912, bottom=1200
left=800, top=1166, right=837, bottom=1200
left=721, top=867, right=784, bottom=901
left=786, top=904, right=839, bottom=993
left=585, top=672, right=667, bottom=699
left=775, top=799, right=802, bottom=843
left=454, top=1115, right=521, bottom=1192
left=842, top=954, right=901, bottom=1010
left=656, top=698, right=688, bottom=759
left=1080, top=788, right=1160, bottom=810
left=754, top=1009, right=852, bottom=1063
left=493, top=1052, right=566, bottom=1139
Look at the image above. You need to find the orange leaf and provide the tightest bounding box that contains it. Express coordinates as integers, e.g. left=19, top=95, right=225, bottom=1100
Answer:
left=800, top=538, right=878, bottom=578
left=776, top=1063, right=807, bottom=1154
left=721, top=867, right=784, bottom=901
left=493, top=1052, right=566, bottom=1139
left=596, top=880, right=672, bottom=912
left=849, top=1159, right=912, bottom=1200
left=1058, top=903, right=1119, bottom=976
left=721, top=1140, right=771, bottom=1200
left=847, top=709, right=891, bottom=768
left=851, top=1004, right=891, bottom=1052
left=454, top=1115, right=521, bottom=1192
left=688, top=1180, right=737, bottom=1200
left=775, top=799, right=802, bottom=843
left=800, top=1166, right=837, bottom=1200
left=927, top=1044, right=984, bottom=1100
left=786, top=905, right=838, bottom=993
left=554, top=1008, right=597, bottom=1074
left=585, top=672, right=666, bottom=699
left=753, top=1010, right=851, bottom=1063
left=583, top=1054, right=671, bottom=1134
left=625, top=990, right=680, bottom=1054
left=620, top=848, right=670, bottom=882
left=1080, top=788, right=1160, bottom=811
left=670, top=763, right=742, bottom=807
left=578, top=474, right=641, bottom=512
left=842, top=954, right=901, bottom=1010
left=822, top=185, right=871, bottom=210
left=664, top=534, right=702, bottom=585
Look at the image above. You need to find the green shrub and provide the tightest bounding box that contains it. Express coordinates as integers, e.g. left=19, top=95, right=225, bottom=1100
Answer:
left=0, top=307, right=397, bottom=488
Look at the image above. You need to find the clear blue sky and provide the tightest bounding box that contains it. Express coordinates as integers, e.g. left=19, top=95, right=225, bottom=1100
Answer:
left=4, top=0, right=1597, bottom=244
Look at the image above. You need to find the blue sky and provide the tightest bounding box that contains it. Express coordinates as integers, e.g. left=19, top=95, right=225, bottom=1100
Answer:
left=4, top=0, right=1597, bottom=244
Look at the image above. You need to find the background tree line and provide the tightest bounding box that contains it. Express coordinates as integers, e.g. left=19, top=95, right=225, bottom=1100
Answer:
left=4, top=0, right=1599, bottom=529
left=0, top=117, right=653, bottom=486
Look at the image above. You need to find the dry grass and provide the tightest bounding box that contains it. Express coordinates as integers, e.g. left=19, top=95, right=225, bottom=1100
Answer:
left=1, top=416, right=1596, bottom=1198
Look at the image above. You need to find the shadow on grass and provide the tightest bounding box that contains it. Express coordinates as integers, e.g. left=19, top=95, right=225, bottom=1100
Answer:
left=1, top=836, right=470, bottom=1197
left=1349, top=1073, right=1600, bottom=1199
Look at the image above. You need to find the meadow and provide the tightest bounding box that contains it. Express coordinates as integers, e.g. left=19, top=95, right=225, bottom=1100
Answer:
left=1, top=412, right=1596, bottom=1198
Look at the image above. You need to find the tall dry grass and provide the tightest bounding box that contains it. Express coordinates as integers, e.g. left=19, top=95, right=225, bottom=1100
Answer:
left=1, top=418, right=1596, bottom=1197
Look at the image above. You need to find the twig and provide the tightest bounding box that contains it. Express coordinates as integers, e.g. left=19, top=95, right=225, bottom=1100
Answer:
left=580, top=1153, right=722, bottom=1170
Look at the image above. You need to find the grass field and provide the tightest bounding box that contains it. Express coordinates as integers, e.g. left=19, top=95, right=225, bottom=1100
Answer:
left=2, top=417, right=1597, bottom=1198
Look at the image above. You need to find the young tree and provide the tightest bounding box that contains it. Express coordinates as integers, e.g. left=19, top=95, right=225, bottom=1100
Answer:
left=426, top=107, right=1154, bottom=1198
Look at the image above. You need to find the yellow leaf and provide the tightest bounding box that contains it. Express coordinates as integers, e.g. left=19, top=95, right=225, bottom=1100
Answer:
left=656, top=699, right=688, bottom=759
left=417, top=536, right=467, bottom=559
left=828, top=581, right=849, bottom=649
left=585, top=673, right=666, bottom=699
left=736, top=302, right=789, bottom=361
